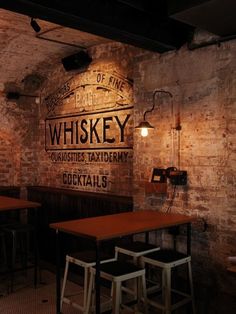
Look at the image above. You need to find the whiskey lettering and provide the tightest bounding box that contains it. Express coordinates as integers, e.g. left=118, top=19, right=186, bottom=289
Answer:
left=45, top=108, right=133, bottom=150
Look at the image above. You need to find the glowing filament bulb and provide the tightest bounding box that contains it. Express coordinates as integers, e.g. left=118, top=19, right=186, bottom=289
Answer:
left=141, top=127, right=148, bottom=137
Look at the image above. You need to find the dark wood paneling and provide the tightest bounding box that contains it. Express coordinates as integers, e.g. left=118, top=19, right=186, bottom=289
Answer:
left=0, top=186, right=20, bottom=198
left=27, top=186, right=133, bottom=264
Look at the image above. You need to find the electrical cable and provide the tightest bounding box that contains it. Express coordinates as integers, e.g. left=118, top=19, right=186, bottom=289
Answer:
left=165, top=184, right=177, bottom=213
left=170, top=95, right=175, bottom=166
left=177, top=126, right=181, bottom=170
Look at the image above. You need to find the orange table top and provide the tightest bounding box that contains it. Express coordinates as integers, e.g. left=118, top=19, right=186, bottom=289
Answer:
left=50, top=210, right=195, bottom=241
left=0, top=196, right=41, bottom=212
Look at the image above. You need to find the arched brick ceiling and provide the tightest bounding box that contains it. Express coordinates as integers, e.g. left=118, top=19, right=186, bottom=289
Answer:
left=0, top=9, right=112, bottom=94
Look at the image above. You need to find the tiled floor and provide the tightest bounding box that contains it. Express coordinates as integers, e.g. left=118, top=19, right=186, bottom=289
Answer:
left=0, top=270, right=81, bottom=314
left=1, top=268, right=236, bottom=314
left=0, top=269, right=140, bottom=314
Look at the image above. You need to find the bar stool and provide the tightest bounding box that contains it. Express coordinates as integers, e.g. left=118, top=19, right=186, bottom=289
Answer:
left=115, top=241, right=160, bottom=264
left=87, top=260, right=147, bottom=314
left=115, top=241, right=160, bottom=296
left=3, top=223, right=34, bottom=292
left=60, top=250, right=115, bottom=313
left=140, top=249, right=196, bottom=314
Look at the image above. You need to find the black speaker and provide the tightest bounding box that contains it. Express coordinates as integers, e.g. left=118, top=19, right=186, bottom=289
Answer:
left=61, top=51, right=92, bottom=71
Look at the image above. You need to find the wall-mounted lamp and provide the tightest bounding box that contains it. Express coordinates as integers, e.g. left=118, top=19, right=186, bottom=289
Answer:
left=135, top=89, right=173, bottom=137
left=6, top=92, right=40, bottom=104
left=135, top=120, right=154, bottom=137
left=30, top=17, right=41, bottom=33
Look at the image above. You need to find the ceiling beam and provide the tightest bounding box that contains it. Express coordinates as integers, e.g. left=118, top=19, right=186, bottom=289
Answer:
left=0, top=0, right=192, bottom=52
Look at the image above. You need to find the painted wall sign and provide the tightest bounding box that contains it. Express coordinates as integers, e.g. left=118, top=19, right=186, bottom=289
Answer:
left=44, top=68, right=133, bottom=194
left=45, top=70, right=133, bottom=115
left=62, top=170, right=108, bottom=190
left=45, top=107, right=133, bottom=151
left=49, top=150, right=132, bottom=163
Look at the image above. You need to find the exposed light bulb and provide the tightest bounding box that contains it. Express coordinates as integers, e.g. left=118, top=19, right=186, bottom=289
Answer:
left=141, top=127, right=148, bottom=137
left=35, top=96, right=40, bottom=104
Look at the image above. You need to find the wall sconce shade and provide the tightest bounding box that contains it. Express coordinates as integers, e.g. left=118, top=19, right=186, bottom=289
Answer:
left=30, top=18, right=41, bottom=33
left=6, top=92, right=21, bottom=100
left=135, top=120, right=154, bottom=137
left=6, top=92, right=40, bottom=104
left=135, top=89, right=173, bottom=137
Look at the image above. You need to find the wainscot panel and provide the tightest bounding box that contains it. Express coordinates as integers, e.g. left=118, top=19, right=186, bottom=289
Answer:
left=27, top=186, right=133, bottom=264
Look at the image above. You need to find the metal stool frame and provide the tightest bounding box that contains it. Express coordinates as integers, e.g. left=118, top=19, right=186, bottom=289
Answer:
left=141, top=249, right=196, bottom=314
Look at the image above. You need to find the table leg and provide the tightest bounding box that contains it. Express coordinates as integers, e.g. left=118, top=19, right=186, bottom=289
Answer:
left=56, top=229, right=61, bottom=314
left=187, top=223, right=191, bottom=255
left=34, top=207, right=38, bottom=288
left=95, top=241, right=101, bottom=314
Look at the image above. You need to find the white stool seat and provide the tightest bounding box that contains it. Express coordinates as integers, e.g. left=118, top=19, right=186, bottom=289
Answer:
left=115, top=241, right=160, bottom=260
left=141, top=249, right=196, bottom=314
left=115, top=241, right=160, bottom=296
left=87, top=260, right=147, bottom=314
left=60, top=250, right=115, bottom=313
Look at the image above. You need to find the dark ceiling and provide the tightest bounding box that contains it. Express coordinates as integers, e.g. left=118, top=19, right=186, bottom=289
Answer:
left=1, top=0, right=236, bottom=52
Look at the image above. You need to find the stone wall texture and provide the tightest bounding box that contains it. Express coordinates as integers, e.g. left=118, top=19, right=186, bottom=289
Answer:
left=0, top=93, right=39, bottom=188
left=133, top=41, right=236, bottom=300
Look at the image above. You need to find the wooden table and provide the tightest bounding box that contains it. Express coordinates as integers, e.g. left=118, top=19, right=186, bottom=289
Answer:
left=0, top=195, right=41, bottom=287
left=50, top=210, right=195, bottom=314
left=0, top=195, right=40, bottom=212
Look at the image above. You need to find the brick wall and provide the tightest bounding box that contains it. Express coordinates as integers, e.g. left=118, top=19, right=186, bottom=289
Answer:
left=133, top=40, right=236, bottom=298
left=0, top=95, right=39, bottom=188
